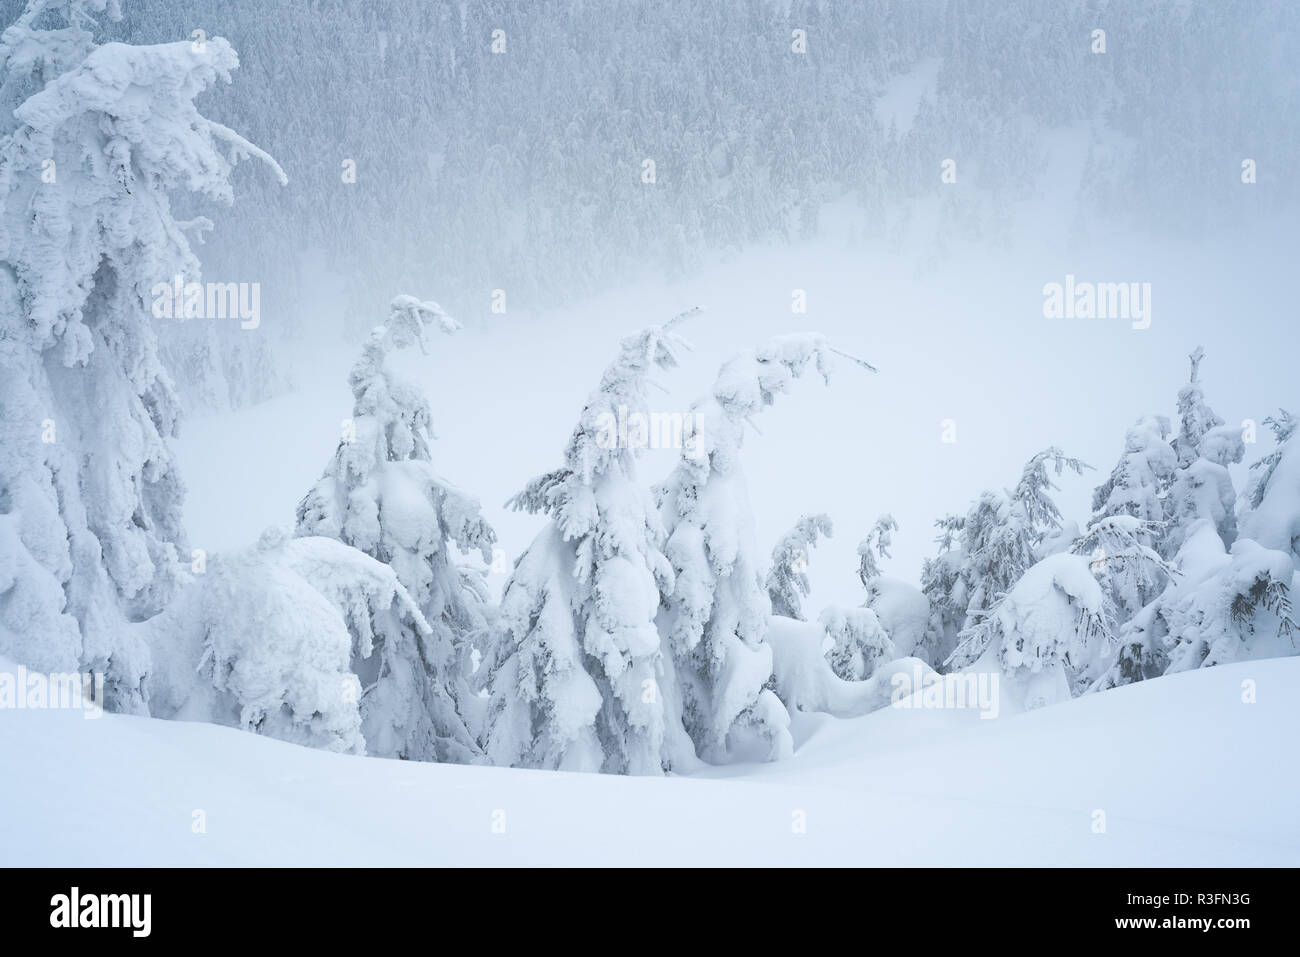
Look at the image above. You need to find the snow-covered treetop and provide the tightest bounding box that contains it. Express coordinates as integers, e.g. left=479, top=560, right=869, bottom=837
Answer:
left=0, top=2, right=286, bottom=354
left=12, top=36, right=286, bottom=195
left=565, top=306, right=698, bottom=485
left=712, top=333, right=875, bottom=422
left=343, top=296, right=460, bottom=471
left=767, top=513, right=833, bottom=620
left=1265, top=409, right=1297, bottom=445
left=857, top=513, right=898, bottom=586
left=1173, top=346, right=1226, bottom=466
left=1244, top=409, right=1296, bottom=510
left=382, top=294, right=460, bottom=350
left=675, top=332, right=874, bottom=484
left=932, top=514, right=965, bottom=554
left=509, top=307, right=699, bottom=520
left=961, top=491, right=1028, bottom=588
left=1009, top=447, right=1090, bottom=533
left=0, top=1, right=120, bottom=119
left=1239, top=411, right=1300, bottom=562
left=1091, top=414, right=1176, bottom=523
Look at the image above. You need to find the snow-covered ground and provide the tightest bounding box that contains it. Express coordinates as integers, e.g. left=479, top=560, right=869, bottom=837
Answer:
left=3, top=655, right=1295, bottom=866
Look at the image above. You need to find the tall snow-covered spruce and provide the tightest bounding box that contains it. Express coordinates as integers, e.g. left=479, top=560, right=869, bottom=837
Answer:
left=657, top=334, right=875, bottom=764
left=0, top=0, right=282, bottom=708
left=1162, top=347, right=1244, bottom=558
left=482, top=309, right=701, bottom=774
left=294, top=295, right=496, bottom=763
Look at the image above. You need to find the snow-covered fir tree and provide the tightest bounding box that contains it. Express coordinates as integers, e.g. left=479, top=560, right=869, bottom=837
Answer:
left=0, top=0, right=282, bottom=709
left=765, top=513, right=832, bottom=620
left=850, top=514, right=930, bottom=662
left=1161, top=537, right=1295, bottom=675
left=294, top=295, right=496, bottom=763
left=1094, top=520, right=1296, bottom=690
left=1162, top=348, right=1244, bottom=558
left=963, top=552, right=1112, bottom=709
left=945, top=448, right=1089, bottom=668
left=918, top=514, right=967, bottom=669
left=482, top=309, right=700, bottom=774
left=1242, top=411, right=1296, bottom=508
left=1239, top=410, right=1299, bottom=564
left=856, top=513, right=898, bottom=589
left=657, top=334, right=874, bottom=764
left=956, top=495, right=1034, bottom=639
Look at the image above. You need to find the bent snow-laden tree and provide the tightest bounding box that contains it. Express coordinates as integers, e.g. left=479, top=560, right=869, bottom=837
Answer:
left=820, top=604, right=895, bottom=682
left=854, top=514, right=930, bottom=662
left=857, top=513, right=899, bottom=589
left=295, top=296, right=496, bottom=763
left=482, top=309, right=700, bottom=774
left=144, top=527, right=434, bottom=756
left=766, top=513, right=832, bottom=620
left=0, top=0, right=283, bottom=709
left=657, top=334, right=875, bottom=764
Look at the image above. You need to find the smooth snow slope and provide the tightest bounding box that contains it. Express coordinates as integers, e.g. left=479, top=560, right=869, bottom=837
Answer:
left=2, top=657, right=1296, bottom=866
